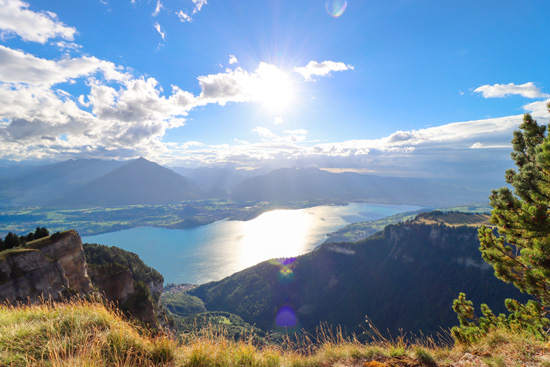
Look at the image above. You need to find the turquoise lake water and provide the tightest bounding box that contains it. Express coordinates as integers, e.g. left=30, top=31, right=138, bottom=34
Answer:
left=82, top=203, right=420, bottom=285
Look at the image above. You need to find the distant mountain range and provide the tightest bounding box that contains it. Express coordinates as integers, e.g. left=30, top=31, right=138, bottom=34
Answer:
left=50, top=158, right=202, bottom=207
left=170, top=166, right=265, bottom=193
left=0, top=159, right=125, bottom=206
left=231, top=167, right=491, bottom=206
left=0, top=158, right=500, bottom=208
left=188, top=218, right=529, bottom=337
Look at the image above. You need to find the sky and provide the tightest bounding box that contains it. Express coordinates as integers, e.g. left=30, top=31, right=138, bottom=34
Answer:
left=0, top=0, right=549, bottom=180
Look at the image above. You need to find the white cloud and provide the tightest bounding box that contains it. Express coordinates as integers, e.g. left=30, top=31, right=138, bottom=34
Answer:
left=294, top=60, right=353, bottom=82
left=0, top=45, right=126, bottom=85
left=197, top=67, right=256, bottom=105
left=0, top=74, right=200, bottom=161
left=522, top=100, right=550, bottom=116
left=470, top=142, right=510, bottom=149
left=274, top=117, right=283, bottom=125
left=0, top=55, right=310, bottom=161
left=474, top=82, right=549, bottom=99
left=54, top=41, right=82, bottom=51
left=164, top=108, right=550, bottom=178
left=153, top=22, right=165, bottom=40
left=152, top=0, right=163, bottom=16
left=180, top=141, right=205, bottom=149
left=197, top=62, right=295, bottom=107
left=2, top=34, right=529, bottom=181
left=192, top=0, right=207, bottom=14
left=229, top=54, right=238, bottom=65
left=0, top=0, right=76, bottom=43
left=252, top=127, right=308, bottom=144
left=253, top=127, right=277, bottom=139
left=176, top=10, right=192, bottom=22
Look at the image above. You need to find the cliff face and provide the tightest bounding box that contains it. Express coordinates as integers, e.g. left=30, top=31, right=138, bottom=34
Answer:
left=87, top=266, right=135, bottom=304
left=35, top=230, right=92, bottom=294
left=0, top=231, right=167, bottom=329
left=0, top=230, right=92, bottom=303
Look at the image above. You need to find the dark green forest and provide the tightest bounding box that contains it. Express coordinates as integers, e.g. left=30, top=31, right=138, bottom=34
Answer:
left=188, top=221, right=530, bottom=338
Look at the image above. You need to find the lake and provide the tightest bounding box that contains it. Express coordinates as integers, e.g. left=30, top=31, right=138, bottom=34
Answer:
left=82, top=203, right=420, bottom=284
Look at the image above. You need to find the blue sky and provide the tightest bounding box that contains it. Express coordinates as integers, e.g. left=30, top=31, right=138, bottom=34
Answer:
left=0, top=0, right=549, bottom=179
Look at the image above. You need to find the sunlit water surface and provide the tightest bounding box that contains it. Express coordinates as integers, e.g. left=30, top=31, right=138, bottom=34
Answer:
left=83, top=203, right=419, bottom=284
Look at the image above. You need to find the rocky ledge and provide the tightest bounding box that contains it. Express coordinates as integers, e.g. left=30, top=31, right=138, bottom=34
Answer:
left=0, top=230, right=91, bottom=304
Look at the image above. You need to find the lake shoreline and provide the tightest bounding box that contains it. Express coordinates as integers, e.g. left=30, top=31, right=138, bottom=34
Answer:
left=82, top=203, right=422, bottom=284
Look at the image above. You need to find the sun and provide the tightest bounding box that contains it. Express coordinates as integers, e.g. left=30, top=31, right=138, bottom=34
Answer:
left=255, top=63, right=295, bottom=113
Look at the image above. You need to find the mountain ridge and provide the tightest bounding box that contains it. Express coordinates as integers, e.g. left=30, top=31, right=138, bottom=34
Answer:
left=188, top=216, right=529, bottom=337
left=50, top=157, right=202, bottom=207
left=231, top=167, right=490, bottom=206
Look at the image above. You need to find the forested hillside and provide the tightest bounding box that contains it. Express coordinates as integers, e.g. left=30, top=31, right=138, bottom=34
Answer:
left=190, top=220, right=530, bottom=337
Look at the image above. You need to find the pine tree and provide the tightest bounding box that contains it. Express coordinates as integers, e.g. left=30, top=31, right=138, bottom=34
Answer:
left=452, top=105, right=550, bottom=343
left=34, top=227, right=49, bottom=239
left=478, top=104, right=550, bottom=310
left=4, top=232, right=21, bottom=249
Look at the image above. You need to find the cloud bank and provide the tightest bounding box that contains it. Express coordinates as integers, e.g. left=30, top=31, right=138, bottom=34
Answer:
left=0, top=2, right=547, bottom=182
left=0, top=0, right=76, bottom=43
left=0, top=18, right=354, bottom=164
left=474, top=82, right=549, bottom=99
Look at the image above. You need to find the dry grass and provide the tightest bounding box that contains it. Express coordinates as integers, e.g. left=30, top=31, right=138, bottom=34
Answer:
left=1, top=299, right=549, bottom=366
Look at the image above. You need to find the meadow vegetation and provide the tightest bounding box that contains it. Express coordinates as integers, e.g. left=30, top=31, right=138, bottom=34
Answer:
left=0, top=199, right=346, bottom=237
left=1, top=297, right=550, bottom=366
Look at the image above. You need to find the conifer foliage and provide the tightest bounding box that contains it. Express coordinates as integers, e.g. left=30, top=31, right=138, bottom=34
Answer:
left=453, top=105, right=550, bottom=342
left=479, top=107, right=550, bottom=308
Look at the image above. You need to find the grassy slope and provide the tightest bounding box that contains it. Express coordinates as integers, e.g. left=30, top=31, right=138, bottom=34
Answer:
left=323, top=209, right=425, bottom=244
left=325, top=204, right=492, bottom=245
left=412, top=211, right=492, bottom=227
left=1, top=299, right=549, bottom=366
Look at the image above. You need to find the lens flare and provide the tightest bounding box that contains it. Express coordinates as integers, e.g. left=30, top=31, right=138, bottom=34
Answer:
left=270, top=258, right=296, bottom=284
left=277, top=267, right=294, bottom=284
left=276, top=306, right=297, bottom=327
left=325, top=0, right=347, bottom=17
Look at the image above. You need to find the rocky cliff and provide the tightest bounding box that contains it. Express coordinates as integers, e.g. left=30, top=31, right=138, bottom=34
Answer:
left=0, top=230, right=91, bottom=303
left=0, top=230, right=167, bottom=329
left=82, top=242, right=168, bottom=328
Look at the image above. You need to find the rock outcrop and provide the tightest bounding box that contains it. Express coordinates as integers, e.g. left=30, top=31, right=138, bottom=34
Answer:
left=0, top=230, right=92, bottom=303
left=87, top=265, right=134, bottom=305
left=0, top=230, right=168, bottom=329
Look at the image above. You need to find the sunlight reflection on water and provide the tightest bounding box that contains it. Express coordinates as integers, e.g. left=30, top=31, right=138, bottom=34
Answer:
left=82, top=203, right=419, bottom=284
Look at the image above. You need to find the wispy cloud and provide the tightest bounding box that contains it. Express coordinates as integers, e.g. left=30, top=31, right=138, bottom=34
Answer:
left=53, top=41, right=82, bottom=51
left=153, top=22, right=165, bottom=40
left=252, top=127, right=308, bottom=143
left=180, top=141, right=205, bottom=149
left=152, top=0, right=163, bottom=16
left=192, top=0, right=207, bottom=14
left=0, top=0, right=76, bottom=43
left=474, top=82, right=549, bottom=99
left=252, top=127, right=277, bottom=139
left=229, top=54, right=238, bottom=65
left=176, top=10, right=192, bottom=22
left=294, top=61, right=353, bottom=82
